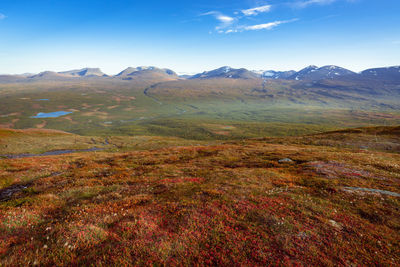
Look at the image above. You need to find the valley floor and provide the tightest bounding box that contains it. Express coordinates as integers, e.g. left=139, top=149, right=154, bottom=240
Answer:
left=0, top=127, right=399, bottom=265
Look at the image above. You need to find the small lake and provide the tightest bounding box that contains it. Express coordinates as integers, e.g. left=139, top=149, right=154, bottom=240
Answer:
left=31, top=111, right=72, bottom=118
left=36, top=99, right=50, bottom=101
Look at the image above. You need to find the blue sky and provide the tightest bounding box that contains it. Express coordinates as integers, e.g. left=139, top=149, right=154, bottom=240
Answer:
left=0, top=0, right=399, bottom=74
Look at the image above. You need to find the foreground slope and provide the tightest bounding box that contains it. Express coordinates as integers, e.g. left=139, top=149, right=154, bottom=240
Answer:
left=0, top=127, right=399, bottom=265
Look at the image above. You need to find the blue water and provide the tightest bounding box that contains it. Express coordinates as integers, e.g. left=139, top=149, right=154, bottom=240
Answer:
left=31, top=111, right=72, bottom=118
left=36, top=99, right=49, bottom=101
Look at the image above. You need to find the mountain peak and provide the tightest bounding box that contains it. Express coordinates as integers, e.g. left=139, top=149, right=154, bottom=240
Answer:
left=116, top=66, right=177, bottom=77
left=306, top=65, right=318, bottom=69
left=289, top=65, right=355, bottom=80
left=217, top=66, right=232, bottom=73
left=361, top=66, right=400, bottom=81
left=30, top=71, right=61, bottom=78
left=260, top=70, right=296, bottom=79
left=59, top=68, right=105, bottom=77
left=136, top=66, right=156, bottom=71
left=191, top=66, right=258, bottom=80
left=116, top=67, right=138, bottom=77
left=114, top=66, right=178, bottom=82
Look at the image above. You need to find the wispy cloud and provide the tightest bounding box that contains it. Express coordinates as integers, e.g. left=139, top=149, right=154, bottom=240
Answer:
left=202, top=4, right=298, bottom=34
left=223, top=19, right=298, bottom=34
left=393, top=40, right=400, bottom=45
left=0, top=13, right=6, bottom=20
left=294, top=0, right=337, bottom=8
left=241, top=5, right=272, bottom=16
left=293, top=0, right=358, bottom=8
left=243, top=21, right=286, bottom=31
left=241, top=19, right=297, bottom=31
left=216, top=14, right=234, bottom=23
left=202, top=0, right=356, bottom=34
left=201, top=11, right=235, bottom=29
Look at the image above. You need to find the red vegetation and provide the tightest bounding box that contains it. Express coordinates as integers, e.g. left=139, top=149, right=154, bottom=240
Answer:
left=0, top=136, right=399, bottom=265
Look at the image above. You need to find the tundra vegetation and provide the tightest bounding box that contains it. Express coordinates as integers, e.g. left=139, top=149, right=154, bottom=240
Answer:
left=0, top=126, right=399, bottom=265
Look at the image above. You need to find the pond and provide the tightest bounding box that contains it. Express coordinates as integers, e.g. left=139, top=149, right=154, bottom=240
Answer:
left=31, top=111, right=73, bottom=118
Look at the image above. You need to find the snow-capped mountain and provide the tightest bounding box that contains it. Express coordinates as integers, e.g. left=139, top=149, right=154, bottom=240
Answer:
left=2, top=65, right=399, bottom=84
left=261, top=70, right=296, bottom=79
left=191, top=66, right=259, bottom=79
left=361, top=66, right=400, bottom=81
left=289, top=65, right=356, bottom=81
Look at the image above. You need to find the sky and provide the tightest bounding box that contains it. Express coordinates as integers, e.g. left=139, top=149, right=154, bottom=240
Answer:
left=0, top=0, right=399, bottom=75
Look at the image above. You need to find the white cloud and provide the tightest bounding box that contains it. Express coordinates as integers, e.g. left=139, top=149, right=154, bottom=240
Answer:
left=225, top=29, right=237, bottom=34
left=201, top=11, right=235, bottom=29
left=241, top=19, right=297, bottom=31
left=294, top=0, right=358, bottom=8
left=243, top=21, right=284, bottom=31
left=0, top=13, right=6, bottom=20
left=241, top=5, right=272, bottom=16
left=216, top=14, right=234, bottom=23
left=202, top=7, right=297, bottom=34
left=294, top=0, right=337, bottom=8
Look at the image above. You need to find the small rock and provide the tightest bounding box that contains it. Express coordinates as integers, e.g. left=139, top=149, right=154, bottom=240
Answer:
left=279, top=158, right=293, bottom=163
left=329, top=219, right=342, bottom=230
left=297, top=231, right=308, bottom=240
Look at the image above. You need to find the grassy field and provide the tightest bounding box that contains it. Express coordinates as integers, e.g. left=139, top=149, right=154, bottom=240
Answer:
left=0, top=126, right=399, bottom=265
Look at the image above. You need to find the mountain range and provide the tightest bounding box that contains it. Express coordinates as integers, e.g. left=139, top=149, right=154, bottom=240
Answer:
left=190, top=66, right=259, bottom=80
left=115, top=66, right=177, bottom=81
left=0, top=65, right=399, bottom=83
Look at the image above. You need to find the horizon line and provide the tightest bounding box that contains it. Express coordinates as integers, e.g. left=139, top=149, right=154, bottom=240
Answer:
left=1, top=64, right=400, bottom=76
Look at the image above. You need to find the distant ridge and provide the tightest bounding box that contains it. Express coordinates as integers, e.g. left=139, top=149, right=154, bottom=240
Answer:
left=29, top=71, right=66, bottom=79
left=288, top=65, right=356, bottom=81
left=190, top=66, right=259, bottom=79
left=59, top=68, right=106, bottom=77
left=116, top=66, right=177, bottom=77
left=29, top=68, right=106, bottom=79
left=116, top=67, right=139, bottom=77
left=114, top=66, right=178, bottom=82
left=0, top=65, right=399, bottom=83
left=259, top=70, right=296, bottom=79
left=361, top=66, right=400, bottom=81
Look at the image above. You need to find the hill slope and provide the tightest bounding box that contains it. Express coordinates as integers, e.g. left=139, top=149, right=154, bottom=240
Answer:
left=0, top=126, right=399, bottom=265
